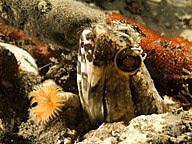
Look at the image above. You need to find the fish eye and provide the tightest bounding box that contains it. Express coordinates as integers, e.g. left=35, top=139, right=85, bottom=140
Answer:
left=114, top=47, right=142, bottom=75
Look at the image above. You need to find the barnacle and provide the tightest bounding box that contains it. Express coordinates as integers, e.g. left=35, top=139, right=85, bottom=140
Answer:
left=29, top=79, right=65, bottom=124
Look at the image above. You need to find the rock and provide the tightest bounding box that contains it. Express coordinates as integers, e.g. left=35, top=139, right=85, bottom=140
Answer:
left=148, top=0, right=161, bottom=2
left=0, top=42, right=38, bottom=75
left=0, top=42, right=40, bottom=131
left=166, top=0, right=192, bottom=7
left=80, top=108, right=192, bottom=143
left=180, top=29, right=192, bottom=42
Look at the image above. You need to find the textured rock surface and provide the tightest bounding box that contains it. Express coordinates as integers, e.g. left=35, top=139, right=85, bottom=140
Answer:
left=81, top=108, right=192, bottom=143
left=0, top=0, right=105, bottom=51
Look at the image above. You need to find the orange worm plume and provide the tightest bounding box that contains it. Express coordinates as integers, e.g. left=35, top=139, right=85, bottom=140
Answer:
left=29, top=79, right=65, bottom=124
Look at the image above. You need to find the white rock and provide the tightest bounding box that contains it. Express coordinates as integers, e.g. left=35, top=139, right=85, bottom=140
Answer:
left=180, top=29, right=192, bottom=42
left=0, top=42, right=38, bottom=75
left=148, top=0, right=162, bottom=3
left=166, top=0, right=192, bottom=7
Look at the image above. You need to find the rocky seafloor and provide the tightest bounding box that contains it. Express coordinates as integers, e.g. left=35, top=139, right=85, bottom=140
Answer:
left=0, top=0, right=192, bottom=143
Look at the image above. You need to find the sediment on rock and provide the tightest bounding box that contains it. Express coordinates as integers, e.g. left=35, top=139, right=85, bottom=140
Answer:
left=0, top=0, right=106, bottom=50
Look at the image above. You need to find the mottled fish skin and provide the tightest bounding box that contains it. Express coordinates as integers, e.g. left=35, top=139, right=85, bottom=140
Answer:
left=77, top=22, right=145, bottom=124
